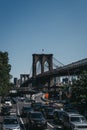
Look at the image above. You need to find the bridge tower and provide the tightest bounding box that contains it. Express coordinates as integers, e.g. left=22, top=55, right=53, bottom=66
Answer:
left=32, top=54, right=53, bottom=77
left=20, top=74, right=30, bottom=85
left=32, top=53, right=53, bottom=87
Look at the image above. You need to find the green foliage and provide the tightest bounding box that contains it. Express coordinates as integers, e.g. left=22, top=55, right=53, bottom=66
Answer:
left=71, top=71, right=87, bottom=102
left=0, top=51, right=11, bottom=96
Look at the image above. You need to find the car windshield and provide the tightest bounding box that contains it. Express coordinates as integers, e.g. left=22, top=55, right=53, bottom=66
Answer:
left=71, top=116, right=86, bottom=122
left=49, top=108, right=53, bottom=112
left=46, top=108, right=53, bottom=112
left=58, top=112, right=64, bottom=118
left=24, top=107, right=32, bottom=110
left=31, top=113, right=42, bottom=118
left=5, top=99, right=11, bottom=102
left=34, top=103, right=41, bottom=107
left=4, top=118, right=18, bottom=124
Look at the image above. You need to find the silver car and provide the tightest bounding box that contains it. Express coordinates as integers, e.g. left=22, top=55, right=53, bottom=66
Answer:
left=2, top=115, right=21, bottom=130
left=63, top=112, right=87, bottom=130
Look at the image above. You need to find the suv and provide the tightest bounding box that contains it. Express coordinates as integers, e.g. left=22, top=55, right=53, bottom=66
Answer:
left=31, top=102, right=42, bottom=111
left=2, top=115, right=21, bottom=130
left=53, top=109, right=64, bottom=126
left=21, top=106, right=33, bottom=117
left=27, top=111, right=47, bottom=129
left=62, top=112, right=87, bottom=130
left=1, top=105, right=10, bottom=116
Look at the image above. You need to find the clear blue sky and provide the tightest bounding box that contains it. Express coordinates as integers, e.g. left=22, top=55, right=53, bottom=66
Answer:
left=0, top=0, right=87, bottom=80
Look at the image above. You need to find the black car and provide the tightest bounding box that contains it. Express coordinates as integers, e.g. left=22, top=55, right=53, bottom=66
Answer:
left=53, top=109, right=64, bottom=130
left=31, top=102, right=42, bottom=111
left=1, top=105, right=11, bottom=116
left=43, top=106, right=54, bottom=119
left=21, top=106, right=33, bottom=117
left=53, top=109, right=64, bottom=124
left=27, top=111, right=47, bottom=129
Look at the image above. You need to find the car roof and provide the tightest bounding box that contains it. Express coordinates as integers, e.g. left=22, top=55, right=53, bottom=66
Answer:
left=30, top=111, right=42, bottom=114
left=64, top=112, right=84, bottom=117
left=54, top=109, right=64, bottom=112
left=4, top=115, right=17, bottom=119
left=23, top=105, right=31, bottom=108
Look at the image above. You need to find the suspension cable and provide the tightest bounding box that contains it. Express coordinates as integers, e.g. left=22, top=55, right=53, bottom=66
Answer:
left=53, top=57, right=64, bottom=66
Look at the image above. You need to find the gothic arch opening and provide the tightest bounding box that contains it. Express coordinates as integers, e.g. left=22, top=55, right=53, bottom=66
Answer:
left=44, top=60, right=49, bottom=72
left=36, top=60, right=41, bottom=74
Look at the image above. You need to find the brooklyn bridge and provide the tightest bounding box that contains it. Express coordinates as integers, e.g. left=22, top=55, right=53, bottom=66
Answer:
left=19, top=53, right=87, bottom=89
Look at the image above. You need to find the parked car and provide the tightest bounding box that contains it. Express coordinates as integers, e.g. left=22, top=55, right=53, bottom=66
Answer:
left=27, top=111, right=47, bottom=129
left=2, top=115, right=21, bottom=130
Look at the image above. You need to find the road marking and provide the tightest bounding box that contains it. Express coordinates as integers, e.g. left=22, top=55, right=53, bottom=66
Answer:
left=17, top=103, right=26, bottom=130
left=47, top=122, right=54, bottom=128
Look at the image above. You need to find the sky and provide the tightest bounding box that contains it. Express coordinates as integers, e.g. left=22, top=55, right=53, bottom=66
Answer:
left=0, top=0, right=87, bottom=81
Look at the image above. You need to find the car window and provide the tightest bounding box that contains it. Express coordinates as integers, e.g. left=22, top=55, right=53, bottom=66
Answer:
left=4, top=118, right=18, bottom=124
left=47, top=108, right=53, bottom=112
left=31, top=113, right=42, bottom=118
left=23, top=107, right=31, bottom=110
left=63, top=115, right=69, bottom=122
left=71, top=116, right=86, bottom=122
left=71, top=117, right=80, bottom=122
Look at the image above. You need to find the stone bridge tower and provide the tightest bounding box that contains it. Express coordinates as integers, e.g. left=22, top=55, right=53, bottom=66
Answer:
left=32, top=53, right=53, bottom=87
left=32, top=53, right=53, bottom=77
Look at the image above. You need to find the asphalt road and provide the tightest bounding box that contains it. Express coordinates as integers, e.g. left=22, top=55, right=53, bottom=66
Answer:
left=0, top=93, right=56, bottom=130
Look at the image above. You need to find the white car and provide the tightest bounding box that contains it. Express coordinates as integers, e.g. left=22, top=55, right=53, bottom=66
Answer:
left=63, top=112, right=87, bottom=130
left=4, top=99, right=12, bottom=107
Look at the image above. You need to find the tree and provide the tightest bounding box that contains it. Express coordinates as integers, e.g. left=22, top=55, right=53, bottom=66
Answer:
left=0, top=51, right=11, bottom=96
left=71, top=71, right=87, bottom=103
